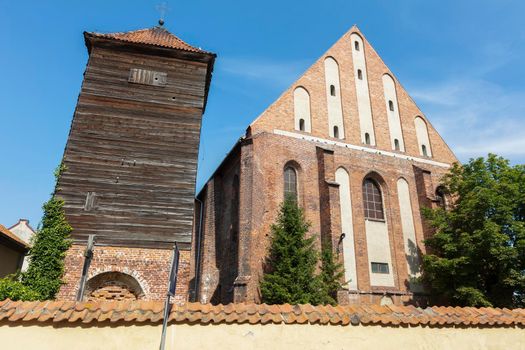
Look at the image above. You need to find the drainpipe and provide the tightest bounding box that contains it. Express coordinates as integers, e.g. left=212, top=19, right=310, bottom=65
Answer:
left=194, top=197, right=205, bottom=302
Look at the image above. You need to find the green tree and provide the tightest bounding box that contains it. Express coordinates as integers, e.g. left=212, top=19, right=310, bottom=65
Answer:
left=21, top=196, right=72, bottom=299
left=0, top=163, right=72, bottom=301
left=261, top=197, right=345, bottom=305
left=319, top=248, right=345, bottom=305
left=261, top=197, right=325, bottom=305
left=422, top=154, right=525, bottom=308
left=0, top=275, right=40, bottom=301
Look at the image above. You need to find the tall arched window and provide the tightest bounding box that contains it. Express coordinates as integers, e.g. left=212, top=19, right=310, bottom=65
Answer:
left=357, top=69, right=363, bottom=80
left=284, top=166, right=298, bottom=201
left=333, top=126, right=339, bottom=139
left=414, top=116, right=432, bottom=157
left=330, top=84, right=336, bottom=96
left=388, top=100, right=394, bottom=111
left=294, top=87, right=311, bottom=133
left=365, top=133, right=371, bottom=145
left=363, top=179, right=384, bottom=220
left=354, top=41, right=360, bottom=51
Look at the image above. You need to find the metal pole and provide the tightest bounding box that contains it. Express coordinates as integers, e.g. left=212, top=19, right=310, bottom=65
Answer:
left=194, top=197, right=204, bottom=302
left=159, top=243, right=180, bottom=350
left=76, top=234, right=96, bottom=301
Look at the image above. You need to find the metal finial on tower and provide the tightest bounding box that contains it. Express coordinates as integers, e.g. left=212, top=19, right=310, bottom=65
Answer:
left=156, top=2, right=170, bottom=27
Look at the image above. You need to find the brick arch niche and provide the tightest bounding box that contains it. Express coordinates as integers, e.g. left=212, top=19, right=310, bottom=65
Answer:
left=84, top=272, right=145, bottom=301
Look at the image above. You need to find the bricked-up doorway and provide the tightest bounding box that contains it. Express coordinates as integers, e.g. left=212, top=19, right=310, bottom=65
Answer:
left=84, top=272, right=144, bottom=301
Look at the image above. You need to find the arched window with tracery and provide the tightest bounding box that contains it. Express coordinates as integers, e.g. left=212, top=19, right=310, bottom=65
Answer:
left=363, top=178, right=384, bottom=220
left=284, top=166, right=298, bottom=201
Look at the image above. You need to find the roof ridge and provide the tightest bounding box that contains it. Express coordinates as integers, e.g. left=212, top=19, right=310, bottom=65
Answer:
left=0, top=224, right=29, bottom=248
left=85, top=26, right=214, bottom=55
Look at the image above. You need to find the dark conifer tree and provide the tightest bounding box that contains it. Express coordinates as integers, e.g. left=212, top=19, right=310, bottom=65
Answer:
left=261, top=197, right=325, bottom=304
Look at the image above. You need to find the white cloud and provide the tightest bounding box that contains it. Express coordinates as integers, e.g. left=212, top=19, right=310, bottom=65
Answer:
left=410, top=78, right=525, bottom=162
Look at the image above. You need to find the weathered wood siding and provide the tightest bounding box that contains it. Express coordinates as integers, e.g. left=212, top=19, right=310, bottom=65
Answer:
left=57, top=44, right=212, bottom=249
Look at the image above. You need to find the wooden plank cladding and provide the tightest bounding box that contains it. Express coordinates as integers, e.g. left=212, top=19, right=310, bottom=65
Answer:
left=56, top=28, right=215, bottom=249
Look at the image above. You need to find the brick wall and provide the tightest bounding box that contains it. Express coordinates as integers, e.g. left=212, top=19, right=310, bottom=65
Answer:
left=197, top=132, right=450, bottom=305
left=190, top=147, right=242, bottom=304
left=58, top=245, right=190, bottom=303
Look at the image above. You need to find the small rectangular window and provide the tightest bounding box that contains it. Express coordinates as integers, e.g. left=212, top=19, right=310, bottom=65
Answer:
left=394, top=139, right=400, bottom=151
left=422, top=144, right=428, bottom=157
left=371, top=262, right=389, bottom=274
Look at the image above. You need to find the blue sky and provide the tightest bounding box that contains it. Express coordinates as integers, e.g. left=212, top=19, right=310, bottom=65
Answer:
left=1, top=0, right=524, bottom=228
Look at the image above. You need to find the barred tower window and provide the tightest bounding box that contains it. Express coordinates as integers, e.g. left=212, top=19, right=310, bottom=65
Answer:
left=363, top=179, right=384, bottom=220
left=284, top=166, right=298, bottom=201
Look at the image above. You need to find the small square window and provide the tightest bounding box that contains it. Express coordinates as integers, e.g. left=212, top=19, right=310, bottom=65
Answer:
left=371, top=262, right=389, bottom=274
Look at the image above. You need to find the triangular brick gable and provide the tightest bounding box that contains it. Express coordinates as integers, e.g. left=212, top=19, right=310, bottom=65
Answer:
left=250, top=26, right=458, bottom=165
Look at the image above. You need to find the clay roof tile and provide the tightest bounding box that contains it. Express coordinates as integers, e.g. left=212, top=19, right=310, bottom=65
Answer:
left=1, top=299, right=524, bottom=327
left=85, top=26, right=214, bottom=55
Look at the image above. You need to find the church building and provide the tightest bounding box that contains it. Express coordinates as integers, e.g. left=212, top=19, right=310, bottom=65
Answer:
left=191, top=26, right=457, bottom=306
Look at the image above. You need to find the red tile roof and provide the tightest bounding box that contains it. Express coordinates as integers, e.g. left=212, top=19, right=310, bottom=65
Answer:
left=0, top=299, right=524, bottom=327
left=0, top=224, right=29, bottom=249
left=85, top=26, right=213, bottom=55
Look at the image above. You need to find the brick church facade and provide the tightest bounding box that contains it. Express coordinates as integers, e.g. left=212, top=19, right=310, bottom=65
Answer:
left=190, top=26, right=457, bottom=306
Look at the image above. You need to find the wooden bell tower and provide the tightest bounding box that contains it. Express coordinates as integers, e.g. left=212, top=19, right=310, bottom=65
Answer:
left=57, top=23, right=215, bottom=302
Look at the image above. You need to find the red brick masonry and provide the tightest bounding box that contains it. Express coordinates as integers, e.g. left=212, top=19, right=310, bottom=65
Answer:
left=59, top=245, right=190, bottom=303
left=1, top=299, right=524, bottom=327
